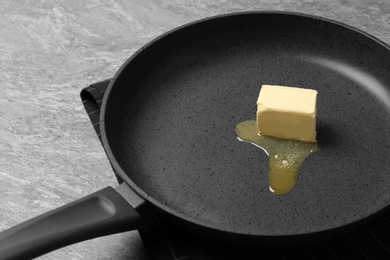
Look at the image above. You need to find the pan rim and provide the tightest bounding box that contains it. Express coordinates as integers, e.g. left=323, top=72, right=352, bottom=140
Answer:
left=100, top=10, right=390, bottom=240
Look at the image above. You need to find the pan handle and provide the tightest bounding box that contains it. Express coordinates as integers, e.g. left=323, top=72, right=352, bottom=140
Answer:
left=0, top=183, right=143, bottom=260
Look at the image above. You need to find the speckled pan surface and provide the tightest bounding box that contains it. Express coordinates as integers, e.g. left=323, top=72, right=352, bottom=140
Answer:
left=102, top=12, right=390, bottom=241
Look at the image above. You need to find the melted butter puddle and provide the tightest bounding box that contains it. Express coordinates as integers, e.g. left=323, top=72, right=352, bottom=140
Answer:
left=235, top=120, right=319, bottom=195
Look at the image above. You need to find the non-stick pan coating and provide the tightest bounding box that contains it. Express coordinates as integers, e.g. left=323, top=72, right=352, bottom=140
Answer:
left=102, top=12, right=390, bottom=242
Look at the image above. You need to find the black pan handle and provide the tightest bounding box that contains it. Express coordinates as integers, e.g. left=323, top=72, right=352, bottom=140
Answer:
left=0, top=183, right=142, bottom=260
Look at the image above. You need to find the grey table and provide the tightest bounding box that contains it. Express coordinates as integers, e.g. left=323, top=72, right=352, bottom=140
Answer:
left=1, top=0, right=389, bottom=259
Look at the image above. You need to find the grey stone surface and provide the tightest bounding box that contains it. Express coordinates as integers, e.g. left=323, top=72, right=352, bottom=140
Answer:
left=0, top=0, right=389, bottom=259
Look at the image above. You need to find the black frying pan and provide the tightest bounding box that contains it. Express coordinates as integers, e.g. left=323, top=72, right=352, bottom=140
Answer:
left=2, top=11, right=390, bottom=259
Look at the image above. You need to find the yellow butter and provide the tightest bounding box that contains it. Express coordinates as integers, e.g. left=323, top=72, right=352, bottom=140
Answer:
left=256, top=85, right=317, bottom=142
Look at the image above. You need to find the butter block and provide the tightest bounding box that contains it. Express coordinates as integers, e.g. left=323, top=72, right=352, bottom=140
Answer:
left=256, top=85, right=317, bottom=142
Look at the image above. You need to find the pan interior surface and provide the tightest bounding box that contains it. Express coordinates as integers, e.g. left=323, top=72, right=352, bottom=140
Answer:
left=103, top=13, right=390, bottom=238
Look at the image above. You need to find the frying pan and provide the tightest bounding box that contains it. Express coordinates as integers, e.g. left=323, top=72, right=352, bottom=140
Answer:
left=1, top=11, right=390, bottom=259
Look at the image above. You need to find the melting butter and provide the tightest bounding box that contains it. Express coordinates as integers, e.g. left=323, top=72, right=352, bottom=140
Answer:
left=235, top=120, right=319, bottom=195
